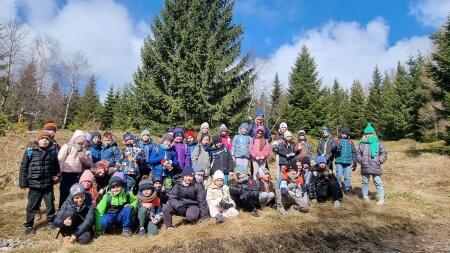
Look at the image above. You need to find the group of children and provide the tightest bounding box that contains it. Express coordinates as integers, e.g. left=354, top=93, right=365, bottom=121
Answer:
left=18, top=112, right=388, bottom=244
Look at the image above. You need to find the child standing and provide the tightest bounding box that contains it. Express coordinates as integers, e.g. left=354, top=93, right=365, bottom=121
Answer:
left=191, top=134, right=211, bottom=177
left=89, top=131, right=103, bottom=164
left=19, top=130, right=60, bottom=235
left=185, top=130, right=198, bottom=160
left=100, top=132, right=121, bottom=168
left=135, top=130, right=157, bottom=178
left=219, top=124, right=233, bottom=150
left=137, top=176, right=160, bottom=236
left=231, top=123, right=251, bottom=173
left=207, top=170, right=239, bottom=223
left=210, top=135, right=234, bottom=185
left=356, top=123, right=388, bottom=205
left=335, top=127, right=357, bottom=194
left=197, top=122, right=210, bottom=143
left=249, top=127, right=270, bottom=180
left=173, top=129, right=191, bottom=171
left=148, top=133, right=179, bottom=190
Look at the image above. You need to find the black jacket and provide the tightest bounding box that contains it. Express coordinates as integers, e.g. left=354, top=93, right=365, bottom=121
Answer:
left=229, top=177, right=260, bottom=199
left=19, top=142, right=60, bottom=189
left=168, top=182, right=209, bottom=218
left=309, top=167, right=343, bottom=200
left=274, top=141, right=299, bottom=165
left=209, top=147, right=234, bottom=175
left=317, top=137, right=338, bottom=161
left=53, top=194, right=95, bottom=237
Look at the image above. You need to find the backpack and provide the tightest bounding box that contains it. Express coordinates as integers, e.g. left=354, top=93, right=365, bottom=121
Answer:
left=26, top=146, right=58, bottom=162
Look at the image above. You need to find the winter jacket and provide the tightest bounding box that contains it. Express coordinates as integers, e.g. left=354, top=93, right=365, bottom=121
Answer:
left=19, top=141, right=60, bottom=189
left=297, top=140, right=315, bottom=160
left=168, top=182, right=209, bottom=218
left=309, top=167, right=342, bottom=200
left=119, top=145, right=143, bottom=176
left=148, top=144, right=179, bottom=177
left=248, top=123, right=272, bottom=142
left=95, top=190, right=138, bottom=230
left=221, top=136, right=233, bottom=151
left=79, top=170, right=99, bottom=205
left=317, top=136, right=338, bottom=161
left=135, top=138, right=157, bottom=170
left=356, top=141, right=387, bottom=175
left=281, top=173, right=306, bottom=197
left=231, top=127, right=251, bottom=158
left=274, top=141, right=299, bottom=165
left=206, top=184, right=235, bottom=207
left=229, top=178, right=260, bottom=199
left=173, top=142, right=191, bottom=170
left=255, top=178, right=274, bottom=193
left=89, top=143, right=103, bottom=164
left=58, top=145, right=92, bottom=173
left=101, top=142, right=121, bottom=167
left=191, top=144, right=211, bottom=174
left=249, top=138, right=271, bottom=160
left=53, top=194, right=95, bottom=237
left=187, top=142, right=197, bottom=160
left=210, top=147, right=234, bottom=175
left=335, top=138, right=357, bottom=165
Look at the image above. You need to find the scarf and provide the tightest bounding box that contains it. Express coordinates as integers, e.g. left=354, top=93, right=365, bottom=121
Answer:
left=361, top=136, right=379, bottom=158
left=138, top=191, right=157, bottom=203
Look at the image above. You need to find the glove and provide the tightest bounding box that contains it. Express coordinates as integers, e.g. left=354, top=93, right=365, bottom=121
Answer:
left=219, top=200, right=234, bottom=209
left=177, top=206, right=187, bottom=216
left=280, top=188, right=289, bottom=196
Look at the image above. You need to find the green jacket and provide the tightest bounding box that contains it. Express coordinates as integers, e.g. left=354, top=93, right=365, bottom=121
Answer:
left=95, top=190, right=137, bottom=230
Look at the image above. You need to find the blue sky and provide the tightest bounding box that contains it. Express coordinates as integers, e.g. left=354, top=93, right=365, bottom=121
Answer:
left=1, top=0, right=449, bottom=99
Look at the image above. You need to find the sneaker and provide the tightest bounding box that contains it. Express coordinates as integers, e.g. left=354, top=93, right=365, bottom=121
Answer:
left=376, top=199, right=384, bottom=206
left=25, top=227, right=35, bottom=235
left=363, top=197, right=370, bottom=203
left=333, top=200, right=341, bottom=209
left=215, top=213, right=225, bottom=224
left=138, top=227, right=146, bottom=236
left=122, top=229, right=132, bottom=236
left=279, top=207, right=288, bottom=216
left=166, top=226, right=175, bottom=230
left=251, top=209, right=260, bottom=217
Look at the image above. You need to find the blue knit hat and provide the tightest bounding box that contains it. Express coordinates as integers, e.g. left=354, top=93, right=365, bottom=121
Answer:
left=123, top=132, right=134, bottom=141
left=240, top=123, right=249, bottom=130
left=255, top=108, right=265, bottom=117
left=182, top=165, right=194, bottom=176
left=321, top=127, right=330, bottom=133
left=316, top=156, right=327, bottom=164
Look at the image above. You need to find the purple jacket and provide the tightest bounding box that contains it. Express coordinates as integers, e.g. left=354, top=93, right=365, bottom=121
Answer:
left=173, top=142, right=191, bottom=170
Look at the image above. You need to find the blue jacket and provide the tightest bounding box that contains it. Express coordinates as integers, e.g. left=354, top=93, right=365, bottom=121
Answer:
left=187, top=142, right=197, bottom=159
left=149, top=144, right=179, bottom=178
left=335, top=138, right=357, bottom=165
left=135, top=139, right=157, bottom=170
left=89, top=143, right=102, bottom=164
left=101, top=142, right=121, bottom=167
left=231, top=126, right=251, bottom=159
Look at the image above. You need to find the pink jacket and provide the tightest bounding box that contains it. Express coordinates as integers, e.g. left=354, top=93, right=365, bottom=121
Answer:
left=249, top=138, right=270, bottom=160
left=58, top=130, right=92, bottom=173
left=221, top=136, right=232, bottom=151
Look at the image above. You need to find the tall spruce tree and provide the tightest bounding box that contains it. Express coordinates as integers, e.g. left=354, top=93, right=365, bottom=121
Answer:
left=366, top=66, right=383, bottom=131
left=100, top=87, right=116, bottom=130
left=42, top=82, right=65, bottom=126
left=269, top=73, right=282, bottom=128
left=75, top=75, right=102, bottom=125
left=348, top=80, right=366, bottom=136
left=406, top=55, right=427, bottom=140
left=134, top=0, right=254, bottom=131
left=113, top=84, right=139, bottom=130
left=283, top=46, right=322, bottom=133
left=326, top=79, right=349, bottom=133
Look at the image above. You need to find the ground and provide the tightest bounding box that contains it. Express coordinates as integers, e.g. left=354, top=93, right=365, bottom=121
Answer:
left=0, top=131, right=449, bottom=252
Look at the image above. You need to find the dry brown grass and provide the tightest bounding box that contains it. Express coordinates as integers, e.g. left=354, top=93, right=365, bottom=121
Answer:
left=0, top=132, right=449, bottom=252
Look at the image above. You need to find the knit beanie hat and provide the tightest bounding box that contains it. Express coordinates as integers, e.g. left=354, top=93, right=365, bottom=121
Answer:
left=173, top=129, right=184, bottom=137
left=316, top=156, right=327, bottom=165
left=200, top=122, right=209, bottom=129
left=193, top=164, right=204, bottom=173
left=139, top=175, right=154, bottom=192
left=162, top=133, right=174, bottom=142
left=152, top=175, right=163, bottom=184
left=141, top=130, right=150, bottom=138
left=37, top=130, right=52, bottom=140
left=298, top=130, right=306, bottom=136
left=219, top=124, right=228, bottom=132
left=284, top=131, right=292, bottom=138
left=182, top=165, right=194, bottom=176
left=240, top=122, right=249, bottom=130
left=301, top=156, right=311, bottom=166
left=212, top=135, right=222, bottom=145
left=213, top=170, right=225, bottom=181
left=364, top=123, right=376, bottom=134
left=185, top=130, right=196, bottom=139
left=91, top=131, right=101, bottom=139
left=85, top=132, right=92, bottom=142
left=123, top=132, right=134, bottom=142
left=321, top=127, right=330, bottom=133
left=69, top=183, right=86, bottom=200
left=79, top=170, right=95, bottom=184
left=43, top=122, right=57, bottom=132
left=339, top=127, right=350, bottom=136
left=280, top=122, right=288, bottom=128
left=109, top=176, right=123, bottom=188
left=255, top=108, right=265, bottom=117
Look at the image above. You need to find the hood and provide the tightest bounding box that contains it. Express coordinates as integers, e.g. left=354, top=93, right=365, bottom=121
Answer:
left=79, top=170, right=96, bottom=184
left=70, top=130, right=86, bottom=144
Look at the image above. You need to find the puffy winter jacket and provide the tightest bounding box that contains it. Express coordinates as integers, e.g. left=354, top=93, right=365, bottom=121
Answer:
left=135, top=138, right=157, bottom=170
left=191, top=144, right=211, bottom=175
left=231, top=125, right=251, bottom=158
left=210, top=147, right=234, bottom=175
left=168, top=182, right=209, bottom=218
left=356, top=141, right=387, bottom=175
left=53, top=194, right=95, bottom=237
left=173, top=142, right=191, bottom=170
left=274, top=141, right=299, bottom=165
left=249, top=138, right=271, bottom=160
left=206, top=184, right=235, bottom=207
left=187, top=142, right=197, bottom=160
left=96, top=190, right=138, bottom=230
left=19, top=142, right=60, bottom=189
left=335, top=138, right=357, bottom=165
left=317, top=136, right=338, bottom=161
left=89, top=143, right=103, bottom=164
left=309, top=167, right=343, bottom=200
left=101, top=142, right=121, bottom=167
left=229, top=178, right=261, bottom=198
left=148, top=144, right=179, bottom=177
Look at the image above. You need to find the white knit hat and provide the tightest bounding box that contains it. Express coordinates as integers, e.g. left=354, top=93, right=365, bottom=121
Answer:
left=213, top=170, right=225, bottom=181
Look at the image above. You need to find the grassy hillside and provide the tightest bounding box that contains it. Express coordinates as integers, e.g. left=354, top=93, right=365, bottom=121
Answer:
left=0, top=131, right=449, bottom=252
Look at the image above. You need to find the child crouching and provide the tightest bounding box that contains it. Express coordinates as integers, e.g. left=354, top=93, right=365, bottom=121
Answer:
left=206, top=171, right=238, bottom=223
left=137, top=176, right=160, bottom=236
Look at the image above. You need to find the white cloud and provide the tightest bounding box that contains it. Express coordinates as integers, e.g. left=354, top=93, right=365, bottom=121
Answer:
left=410, top=0, right=450, bottom=27
left=255, top=18, right=432, bottom=92
left=1, top=0, right=149, bottom=99
left=0, top=0, right=17, bottom=20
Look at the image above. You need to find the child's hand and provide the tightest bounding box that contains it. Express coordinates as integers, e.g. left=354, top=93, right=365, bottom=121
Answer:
left=63, top=217, right=72, bottom=226
left=69, top=235, right=77, bottom=243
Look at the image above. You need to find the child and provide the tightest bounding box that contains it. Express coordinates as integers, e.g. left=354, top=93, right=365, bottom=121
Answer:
left=298, top=157, right=313, bottom=195
left=191, top=133, right=211, bottom=176
left=148, top=133, right=179, bottom=190
left=210, top=135, right=234, bottom=185
left=197, top=122, right=210, bottom=143
left=162, top=166, right=209, bottom=229
left=89, top=131, right=103, bottom=164
left=95, top=176, right=138, bottom=236
left=335, top=127, right=357, bottom=194
left=219, top=124, right=233, bottom=150
left=231, top=123, right=251, bottom=173
left=101, top=132, right=121, bottom=168
left=356, top=123, right=388, bottom=205
left=135, top=130, right=157, bottom=178
left=152, top=175, right=167, bottom=223
left=273, top=131, right=299, bottom=187
left=317, top=127, right=338, bottom=171
left=120, top=133, right=142, bottom=192
left=79, top=170, right=99, bottom=205
left=53, top=184, right=95, bottom=244
left=172, top=128, right=191, bottom=171
left=207, top=170, right=238, bottom=223
left=256, top=168, right=275, bottom=208
left=279, top=161, right=309, bottom=215
left=275, top=122, right=288, bottom=141
left=229, top=168, right=261, bottom=217
left=91, top=160, right=111, bottom=192
left=249, top=127, right=271, bottom=180
left=297, top=130, right=315, bottom=161
left=137, top=176, right=160, bottom=236
left=185, top=130, right=197, bottom=159
left=19, top=130, right=60, bottom=235
left=310, top=156, right=343, bottom=209
left=42, top=121, right=60, bottom=151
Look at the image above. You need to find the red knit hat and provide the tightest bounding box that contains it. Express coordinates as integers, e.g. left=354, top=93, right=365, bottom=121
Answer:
left=43, top=122, right=57, bottom=132
left=185, top=130, right=196, bottom=139
left=37, top=130, right=52, bottom=140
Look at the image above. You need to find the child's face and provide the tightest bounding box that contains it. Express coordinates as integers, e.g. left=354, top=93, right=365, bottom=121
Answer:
left=174, top=136, right=183, bottom=143
left=183, top=175, right=194, bottom=185
left=201, top=128, right=209, bottom=134
left=103, top=137, right=112, bottom=145
left=154, top=182, right=162, bottom=189
left=111, top=185, right=122, bottom=195
left=142, top=189, right=153, bottom=197
left=81, top=181, right=92, bottom=189
left=280, top=127, right=287, bottom=133
left=214, top=178, right=224, bottom=188
left=142, top=135, right=150, bottom=142
left=125, top=139, right=134, bottom=145
left=220, top=131, right=227, bottom=136
left=92, top=136, right=101, bottom=144
left=302, top=163, right=310, bottom=169
left=298, top=135, right=305, bottom=141
left=286, top=136, right=292, bottom=141
left=322, top=131, right=329, bottom=137
left=296, top=161, right=302, bottom=169
left=187, top=136, right=194, bottom=143
left=340, top=133, right=348, bottom=139
left=202, top=136, right=210, bottom=144
left=73, top=194, right=85, bottom=206
left=162, top=140, right=172, bottom=147
left=215, top=142, right=223, bottom=148
left=256, top=131, right=263, bottom=138
left=319, top=163, right=327, bottom=169
left=38, top=137, right=50, bottom=148
left=241, top=128, right=248, bottom=135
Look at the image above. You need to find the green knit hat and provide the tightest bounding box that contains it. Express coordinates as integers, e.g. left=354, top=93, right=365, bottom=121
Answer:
left=364, top=123, right=376, bottom=134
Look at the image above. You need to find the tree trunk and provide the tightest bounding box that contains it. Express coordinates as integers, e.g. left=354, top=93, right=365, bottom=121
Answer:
left=62, top=87, right=74, bottom=130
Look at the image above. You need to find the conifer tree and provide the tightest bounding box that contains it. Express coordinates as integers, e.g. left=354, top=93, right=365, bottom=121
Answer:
left=75, top=75, right=102, bottom=124
left=100, top=87, right=115, bottom=130
left=326, top=79, right=349, bottom=133
left=269, top=73, right=282, bottom=128
left=366, top=66, right=384, bottom=130
left=348, top=80, right=366, bottom=136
